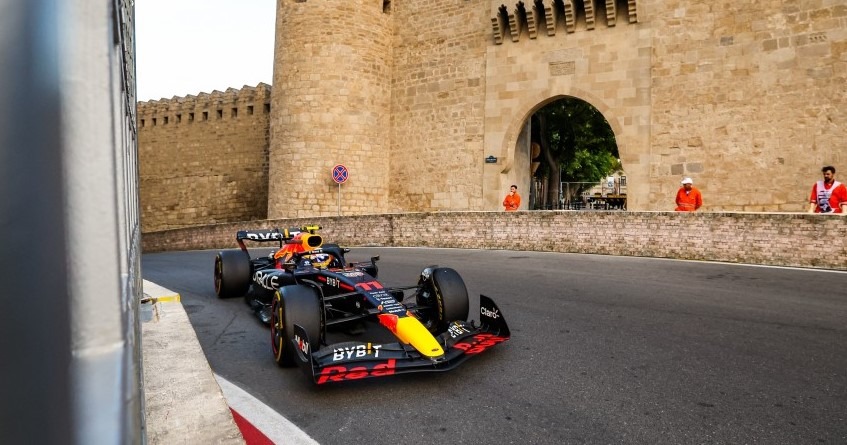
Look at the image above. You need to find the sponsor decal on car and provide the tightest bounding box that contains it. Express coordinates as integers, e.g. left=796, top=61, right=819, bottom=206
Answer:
left=447, top=322, right=471, bottom=339
left=254, top=270, right=281, bottom=290
left=371, top=289, right=404, bottom=314
left=453, top=333, right=508, bottom=355
left=246, top=232, right=283, bottom=241
left=295, top=334, right=310, bottom=355
left=332, top=343, right=383, bottom=361
left=480, top=306, right=500, bottom=319
left=317, top=359, right=397, bottom=384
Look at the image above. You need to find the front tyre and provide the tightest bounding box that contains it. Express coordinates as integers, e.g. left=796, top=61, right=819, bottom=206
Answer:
left=214, top=250, right=251, bottom=298
left=271, top=285, right=322, bottom=367
left=415, top=267, right=469, bottom=334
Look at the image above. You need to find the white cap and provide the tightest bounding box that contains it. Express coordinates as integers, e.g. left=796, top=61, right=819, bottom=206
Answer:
left=681, top=177, right=693, bottom=185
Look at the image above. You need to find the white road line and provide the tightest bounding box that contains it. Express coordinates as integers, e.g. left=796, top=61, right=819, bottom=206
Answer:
left=214, top=374, right=320, bottom=445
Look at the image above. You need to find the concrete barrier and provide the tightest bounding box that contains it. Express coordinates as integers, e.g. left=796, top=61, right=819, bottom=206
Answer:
left=141, top=211, right=846, bottom=271
left=141, top=280, right=244, bottom=444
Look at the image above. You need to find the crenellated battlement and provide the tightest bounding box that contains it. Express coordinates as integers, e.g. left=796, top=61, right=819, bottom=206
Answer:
left=137, top=83, right=272, bottom=232
left=137, top=83, right=271, bottom=127
left=491, top=0, right=638, bottom=44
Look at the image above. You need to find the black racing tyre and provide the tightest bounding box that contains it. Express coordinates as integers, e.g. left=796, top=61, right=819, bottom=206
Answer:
left=271, top=285, right=322, bottom=367
left=416, top=267, right=469, bottom=334
left=214, top=250, right=251, bottom=298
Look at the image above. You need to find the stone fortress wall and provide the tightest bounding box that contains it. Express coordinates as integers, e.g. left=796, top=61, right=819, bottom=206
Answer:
left=137, top=85, right=271, bottom=232
left=269, top=0, right=393, bottom=218
left=385, top=1, right=491, bottom=214
left=645, top=0, right=846, bottom=211
left=137, top=0, right=846, bottom=232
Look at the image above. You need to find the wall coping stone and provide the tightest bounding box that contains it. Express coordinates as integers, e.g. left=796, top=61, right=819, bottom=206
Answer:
left=141, top=211, right=846, bottom=271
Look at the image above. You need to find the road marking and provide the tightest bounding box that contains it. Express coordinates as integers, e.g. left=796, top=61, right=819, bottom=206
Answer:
left=215, top=374, right=320, bottom=445
left=362, top=247, right=847, bottom=274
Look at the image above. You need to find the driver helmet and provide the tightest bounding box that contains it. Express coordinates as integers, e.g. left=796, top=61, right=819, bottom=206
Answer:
left=308, top=253, right=332, bottom=269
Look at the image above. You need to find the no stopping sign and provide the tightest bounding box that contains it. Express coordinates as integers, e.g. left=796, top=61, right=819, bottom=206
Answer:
left=332, top=164, right=349, bottom=184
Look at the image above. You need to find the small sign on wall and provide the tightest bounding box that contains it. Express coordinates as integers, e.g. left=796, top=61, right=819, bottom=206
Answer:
left=332, top=164, right=349, bottom=184
left=549, top=61, right=575, bottom=76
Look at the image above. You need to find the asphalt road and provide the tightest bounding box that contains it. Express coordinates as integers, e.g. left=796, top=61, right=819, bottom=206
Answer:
left=142, top=247, right=847, bottom=445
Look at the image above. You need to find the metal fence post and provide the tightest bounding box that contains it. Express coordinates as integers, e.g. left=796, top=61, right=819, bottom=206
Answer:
left=0, top=1, right=141, bottom=444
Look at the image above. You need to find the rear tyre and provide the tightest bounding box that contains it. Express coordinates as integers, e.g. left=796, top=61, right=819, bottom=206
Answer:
left=271, top=285, right=322, bottom=367
left=214, top=250, right=251, bottom=298
left=415, top=267, right=469, bottom=334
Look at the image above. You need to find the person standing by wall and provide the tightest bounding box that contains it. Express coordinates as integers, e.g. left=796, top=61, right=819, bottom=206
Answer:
left=675, top=177, right=702, bottom=212
left=808, top=166, right=847, bottom=214
left=503, top=184, right=521, bottom=211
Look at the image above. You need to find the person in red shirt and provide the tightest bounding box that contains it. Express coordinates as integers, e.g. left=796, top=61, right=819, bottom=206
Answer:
left=675, top=177, right=702, bottom=211
left=808, top=165, right=847, bottom=214
left=502, top=184, right=520, bottom=211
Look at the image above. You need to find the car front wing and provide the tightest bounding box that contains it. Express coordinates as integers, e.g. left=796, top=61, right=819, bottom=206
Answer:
left=291, top=294, right=511, bottom=384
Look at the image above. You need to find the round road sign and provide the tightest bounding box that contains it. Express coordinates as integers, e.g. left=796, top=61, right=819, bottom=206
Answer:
left=332, top=164, right=349, bottom=184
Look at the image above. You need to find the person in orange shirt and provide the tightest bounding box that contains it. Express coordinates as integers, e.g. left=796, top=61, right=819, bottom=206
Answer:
left=675, top=177, right=702, bottom=211
left=503, top=184, right=520, bottom=211
left=808, top=165, right=847, bottom=214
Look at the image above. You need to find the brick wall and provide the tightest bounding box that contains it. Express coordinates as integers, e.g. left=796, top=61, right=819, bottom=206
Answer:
left=141, top=211, right=846, bottom=271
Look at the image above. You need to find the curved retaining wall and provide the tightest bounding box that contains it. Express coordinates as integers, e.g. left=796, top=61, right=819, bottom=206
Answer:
left=141, top=211, right=846, bottom=271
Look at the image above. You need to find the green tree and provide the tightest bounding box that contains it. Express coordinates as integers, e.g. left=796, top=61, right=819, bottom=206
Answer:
left=532, top=97, right=619, bottom=207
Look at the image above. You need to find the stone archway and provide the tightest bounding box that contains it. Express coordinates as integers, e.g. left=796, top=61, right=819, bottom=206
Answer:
left=533, top=96, right=622, bottom=210
left=481, top=4, right=652, bottom=211
left=484, top=89, right=634, bottom=211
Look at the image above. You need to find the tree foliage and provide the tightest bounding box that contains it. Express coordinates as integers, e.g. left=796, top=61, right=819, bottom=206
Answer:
left=533, top=97, right=620, bottom=187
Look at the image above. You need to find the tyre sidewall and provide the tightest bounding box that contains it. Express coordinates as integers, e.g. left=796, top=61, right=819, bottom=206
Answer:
left=214, top=250, right=251, bottom=298
left=427, top=267, right=470, bottom=333
left=272, top=285, right=322, bottom=367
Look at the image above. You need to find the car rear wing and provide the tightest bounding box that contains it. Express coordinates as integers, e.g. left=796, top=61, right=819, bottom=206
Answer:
left=235, top=225, right=322, bottom=251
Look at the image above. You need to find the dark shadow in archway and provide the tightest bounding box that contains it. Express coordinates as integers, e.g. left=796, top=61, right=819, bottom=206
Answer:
left=528, top=97, right=621, bottom=210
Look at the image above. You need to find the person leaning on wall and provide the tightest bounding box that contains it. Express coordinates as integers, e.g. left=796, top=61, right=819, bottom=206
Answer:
left=503, top=184, right=520, bottom=211
left=808, top=165, right=847, bottom=215
left=674, top=177, right=702, bottom=212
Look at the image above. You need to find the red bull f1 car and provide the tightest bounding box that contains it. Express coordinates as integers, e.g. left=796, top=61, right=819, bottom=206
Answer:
left=213, top=225, right=510, bottom=384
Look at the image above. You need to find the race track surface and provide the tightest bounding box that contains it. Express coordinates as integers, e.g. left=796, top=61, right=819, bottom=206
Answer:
left=142, top=247, right=847, bottom=445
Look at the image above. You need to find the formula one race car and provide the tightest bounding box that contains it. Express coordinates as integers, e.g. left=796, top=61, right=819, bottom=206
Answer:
left=213, top=225, right=510, bottom=384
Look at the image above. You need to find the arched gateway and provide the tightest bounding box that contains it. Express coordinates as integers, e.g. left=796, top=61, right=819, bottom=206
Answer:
left=497, top=94, right=623, bottom=211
